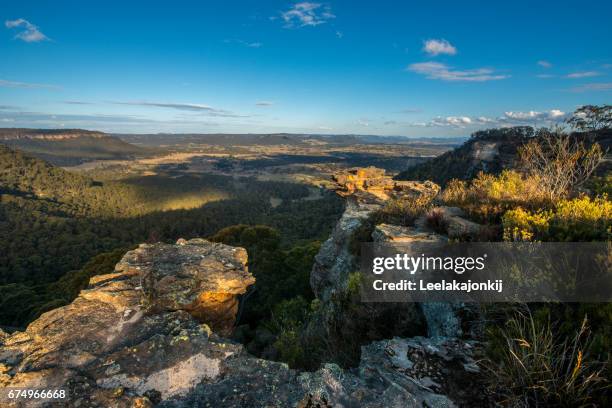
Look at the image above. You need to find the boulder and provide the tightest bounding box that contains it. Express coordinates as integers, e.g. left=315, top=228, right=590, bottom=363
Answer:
left=0, top=239, right=255, bottom=407
left=115, top=238, right=254, bottom=334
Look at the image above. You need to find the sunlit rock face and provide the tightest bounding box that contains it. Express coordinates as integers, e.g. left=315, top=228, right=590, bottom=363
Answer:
left=332, top=166, right=440, bottom=203
left=0, top=238, right=256, bottom=407
left=115, top=238, right=254, bottom=335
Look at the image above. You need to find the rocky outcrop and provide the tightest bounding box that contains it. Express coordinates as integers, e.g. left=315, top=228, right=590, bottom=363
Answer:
left=308, top=167, right=481, bottom=360
left=312, top=167, right=440, bottom=301
left=0, top=236, right=486, bottom=407
left=306, top=168, right=445, bottom=367
left=332, top=166, right=440, bottom=203
left=372, top=224, right=447, bottom=244
left=0, top=239, right=256, bottom=407
left=114, top=238, right=254, bottom=335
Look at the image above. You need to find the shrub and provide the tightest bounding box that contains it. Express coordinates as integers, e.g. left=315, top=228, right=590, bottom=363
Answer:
left=518, top=130, right=604, bottom=200
left=425, top=208, right=449, bottom=234
left=484, top=310, right=608, bottom=407
left=266, top=296, right=311, bottom=368
left=441, top=170, right=550, bottom=223
left=503, top=195, right=612, bottom=242
left=346, top=271, right=362, bottom=296
left=374, top=193, right=433, bottom=227
left=588, top=174, right=612, bottom=196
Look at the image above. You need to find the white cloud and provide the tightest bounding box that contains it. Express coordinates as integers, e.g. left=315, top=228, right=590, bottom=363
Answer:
left=423, top=39, right=457, bottom=56
left=427, top=116, right=473, bottom=128
left=407, top=62, right=508, bottom=82
left=336, top=31, right=343, bottom=38
left=357, top=119, right=369, bottom=127
left=255, top=101, right=274, bottom=107
left=503, top=110, right=566, bottom=121
left=0, top=79, right=59, bottom=89
left=566, top=71, right=600, bottom=78
left=5, top=18, right=49, bottom=42
left=536, top=74, right=555, bottom=79
left=569, top=82, right=612, bottom=92
left=409, top=109, right=567, bottom=129
left=281, top=2, right=335, bottom=28
left=537, top=60, right=552, bottom=68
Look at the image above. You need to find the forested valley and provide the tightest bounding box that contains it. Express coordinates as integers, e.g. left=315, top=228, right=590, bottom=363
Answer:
left=0, top=144, right=343, bottom=328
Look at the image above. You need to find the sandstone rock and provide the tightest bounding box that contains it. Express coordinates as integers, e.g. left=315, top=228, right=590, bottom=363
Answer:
left=115, top=238, right=254, bottom=335
left=433, top=206, right=482, bottom=240
left=372, top=223, right=448, bottom=243
left=0, top=239, right=256, bottom=407
left=332, top=167, right=439, bottom=204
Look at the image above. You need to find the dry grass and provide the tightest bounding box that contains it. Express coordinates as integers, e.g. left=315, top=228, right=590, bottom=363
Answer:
left=483, top=309, right=609, bottom=407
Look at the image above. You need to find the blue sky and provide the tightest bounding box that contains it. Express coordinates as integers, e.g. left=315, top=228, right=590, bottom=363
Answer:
left=1, top=1, right=611, bottom=137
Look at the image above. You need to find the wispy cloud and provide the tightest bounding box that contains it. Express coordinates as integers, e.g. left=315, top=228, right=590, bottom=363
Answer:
left=407, top=62, right=509, bottom=82
left=111, top=101, right=249, bottom=118
left=5, top=18, right=49, bottom=42
left=423, top=39, right=457, bottom=56
left=0, top=109, right=224, bottom=131
left=336, top=31, right=343, bottom=38
left=0, top=79, right=59, bottom=89
left=398, top=108, right=422, bottom=114
left=255, top=101, right=274, bottom=107
left=536, top=74, right=556, bottom=79
left=224, top=39, right=262, bottom=48
left=113, top=101, right=220, bottom=112
left=565, top=71, right=600, bottom=78
left=64, top=100, right=95, bottom=105
left=537, top=60, right=552, bottom=68
left=281, top=2, right=335, bottom=28
left=569, top=82, right=612, bottom=92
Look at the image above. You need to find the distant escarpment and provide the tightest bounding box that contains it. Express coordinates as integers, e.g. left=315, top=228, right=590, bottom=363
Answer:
left=0, top=237, right=485, bottom=407
left=395, top=126, right=612, bottom=185
left=0, top=128, right=146, bottom=165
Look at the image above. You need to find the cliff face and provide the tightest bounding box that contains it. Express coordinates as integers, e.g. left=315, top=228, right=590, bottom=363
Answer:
left=395, top=127, right=612, bottom=185
left=0, top=236, right=484, bottom=407
left=311, top=166, right=441, bottom=302
left=0, top=128, right=145, bottom=166
left=307, top=167, right=480, bottom=358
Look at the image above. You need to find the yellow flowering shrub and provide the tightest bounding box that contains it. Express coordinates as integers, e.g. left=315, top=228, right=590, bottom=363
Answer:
left=502, top=207, right=552, bottom=241
left=503, top=195, right=611, bottom=242
left=441, top=170, right=549, bottom=223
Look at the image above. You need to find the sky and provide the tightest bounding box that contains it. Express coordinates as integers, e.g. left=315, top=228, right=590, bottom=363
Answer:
left=1, top=1, right=611, bottom=137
